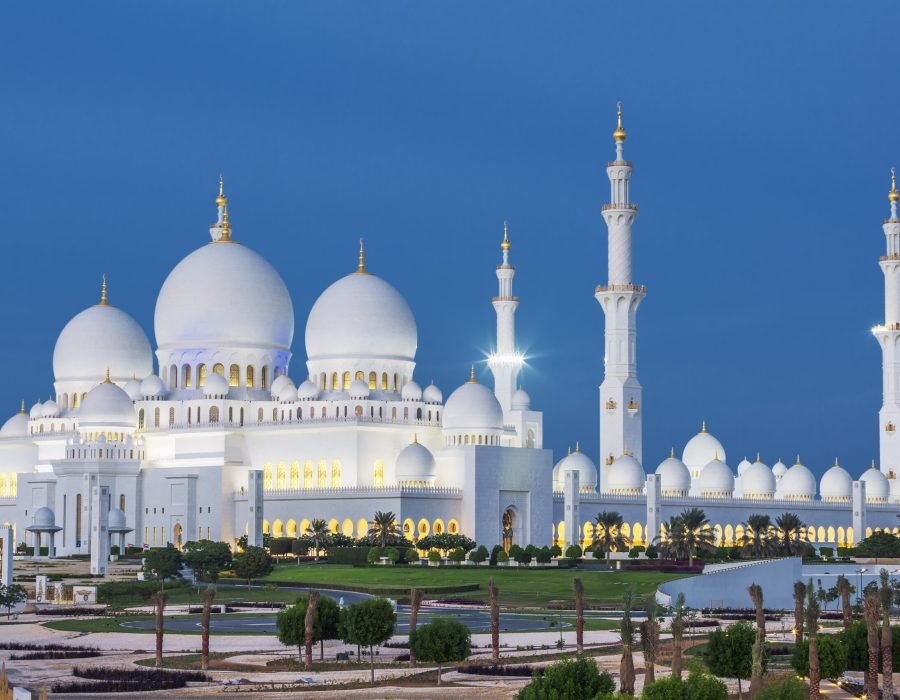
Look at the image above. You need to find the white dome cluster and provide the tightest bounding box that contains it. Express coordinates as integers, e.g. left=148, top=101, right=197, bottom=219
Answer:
left=740, top=457, right=776, bottom=500
left=698, top=457, right=734, bottom=498
left=781, top=459, right=816, bottom=501
left=423, top=383, right=443, bottom=404
left=682, top=423, right=726, bottom=479
left=78, top=378, right=137, bottom=430
left=443, top=372, right=504, bottom=446
left=0, top=404, right=29, bottom=438
left=395, top=437, right=437, bottom=486
left=820, top=460, right=852, bottom=502
left=606, top=452, right=645, bottom=495
left=552, top=446, right=598, bottom=493
left=860, top=463, right=889, bottom=503
left=656, top=450, right=691, bottom=496
left=204, top=372, right=230, bottom=399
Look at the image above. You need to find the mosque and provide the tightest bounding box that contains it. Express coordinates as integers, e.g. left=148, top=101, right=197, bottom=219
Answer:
left=0, top=107, right=898, bottom=565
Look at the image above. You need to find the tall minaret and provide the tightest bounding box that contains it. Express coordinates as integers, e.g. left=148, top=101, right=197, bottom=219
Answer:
left=874, top=169, right=900, bottom=477
left=489, top=222, right=522, bottom=415
left=595, top=103, right=645, bottom=491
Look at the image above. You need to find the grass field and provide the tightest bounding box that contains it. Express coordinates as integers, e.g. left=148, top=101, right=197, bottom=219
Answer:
left=102, top=585, right=309, bottom=610
left=260, top=564, right=687, bottom=608
left=43, top=612, right=276, bottom=636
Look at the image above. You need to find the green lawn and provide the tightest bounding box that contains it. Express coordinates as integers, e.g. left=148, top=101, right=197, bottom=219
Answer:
left=259, top=564, right=687, bottom=608
left=102, top=585, right=309, bottom=610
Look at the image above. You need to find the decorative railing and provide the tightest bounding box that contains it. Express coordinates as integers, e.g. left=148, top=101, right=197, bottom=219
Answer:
left=595, top=284, right=647, bottom=294
left=601, top=202, right=639, bottom=212
left=235, top=485, right=463, bottom=500
left=140, top=413, right=442, bottom=434
left=607, top=160, right=633, bottom=167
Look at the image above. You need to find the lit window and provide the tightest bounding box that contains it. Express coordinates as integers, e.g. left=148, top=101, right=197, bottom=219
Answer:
left=332, top=460, right=342, bottom=487
left=246, top=366, right=255, bottom=388
left=318, top=460, right=327, bottom=488
left=342, top=372, right=351, bottom=391
left=374, top=460, right=384, bottom=487
left=198, top=364, right=208, bottom=387
left=229, top=365, right=240, bottom=387
left=213, top=363, right=224, bottom=376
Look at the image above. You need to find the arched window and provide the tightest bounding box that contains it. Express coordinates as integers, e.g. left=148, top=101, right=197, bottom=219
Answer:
left=263, top=463, right=273, bottom=490
left=138, top=409, right=145, bottom=429
left=391, top=407, right=397, bottom=419
left=374, top=460, right=384, bottom=487
left=209, top=406, right=219, bottom=423
left=258, top=408, right=264, bottom=423
left=526, top=428, right=535, bottom=448
left=317, top=460, right=327, bottom=488
left=169, top=407, right=175, bottom=427
left=198, top=364, right=208, bottom=387
left=342, top=372, right=351, bottom=391
left=320, top=373, right=326, bottom=391
left=297, top=407, right=303, bottom=420
left=213, top=363, right=224, bottom=376
left=246, top=365, right=255, bottom=388
left=261, top=366, right=269, bottom=389
left=416, top=408, right=422, bottom=420
left=290, top=461, right=299, bottom=489
left=355, top=405, right=363, bottom=417
left=154, top=407, right=160, bottom=428
left=368, top=372, right=377, bottom=390
left=303, top=461, right=313, bottom=488
left=182, top=364, right=192, bottom=388
left=62, top=394, right=68, bottom=410
left=272, top=408, right=278, bottom=421
left=331, top=372, right=339, bottom=391
left=355, top=370, right=364, bottom=382
left=276, top=462, right=286, bottom=490
left=393, top=373, right=399, bottom=391
left=119, top=494, right=125, bottom=511
left=229, top=364, right=240, bottom=387
left=0, top=474, right=6, bottom=497
left=381, top=372, right=388, bottom=390
left=170, top=364, right=178, bottom=388
left=72, top=393, right=79, bottom=409
left=332, top=460, right=342, bottom=487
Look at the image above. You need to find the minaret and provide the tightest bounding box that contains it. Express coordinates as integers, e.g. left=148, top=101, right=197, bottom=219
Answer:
left=489, top=221, right=522, bottom=414
left=874, top=168, right=900, bottom=477
left=595, top=103, right=645, bottom=491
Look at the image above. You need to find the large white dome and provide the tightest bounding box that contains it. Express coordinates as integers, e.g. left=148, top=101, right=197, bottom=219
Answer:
left=682, top=423, right=726, bottom=477
left=78, top=380, right=136, bottom=429
left=395, top=439, right=437, bottom=485
left=741, top=460, right=776, bottom=499
left=54, top=303, right=152, bottom=385
left=860, top=464, right=889, bottom=503
left=305, top=271, right=417, bottom=363
left=442, top=379, right=504, bottom=432
left=820, top=461, right=852, bottom=502
left=781, top=460, right=817, bottom=501
left=655, top=452, right=691, bottom=496
left=552, top=448, right=598, bottom=492
left=0, top=406, right=28, bottom=438
left=155, top=241, right=294, bottom=352
left=699, top=458, right=734, bottom=498
left=606, top=453, right=645, bottom=494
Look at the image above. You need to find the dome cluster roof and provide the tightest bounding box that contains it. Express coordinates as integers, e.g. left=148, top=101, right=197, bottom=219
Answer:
left=297, top=380, right=320, bottom=400
left=552, top=447, right=597, bottom=492
left=860, top=464, right=889, bottom=502
left=741, top=458, right=776, bottom=498
left=781, top=460, right=817, bottom=500
left=699, top=457, right=734, bottom=498
left=820, top=461, right=852, bottom=501
left=0, top=406, right=28, bottom=437
left=78, top=379, right=136, bottom=428
left=141, top=374, right=166, bottom=399
left=401, top=381, right=422, bottom=401
left=204, top=372, right=230, bottom=398
left=395, top=438, right=437, bottom=483
left=511, top=388, right=531, bottom=411
left=682, top=423, right=726, bottom=474
left=606, top=453, right=645, bottom=494
left=655, top=452, right=691, bottom=495
left=423, top=383, right=442, bottom=404
left=442, top=378, right=504, bottom=432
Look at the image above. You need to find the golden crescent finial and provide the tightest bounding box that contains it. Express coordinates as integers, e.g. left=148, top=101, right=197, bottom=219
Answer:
left=872, top=459, right=877, bottom=469
left=670, top=446, right=675, bottom=458
left=890, top=168, right=899, bottom=204
left=614, top=101, right=626, bottom=143
left=357, top=238, right=367, bottom=274
left=19, top=400, right=25, bottom=414
left=413, top=433, right=418, bottom=444
left=99, top=274, right=108, bottom=306
left=104, top=368, right=111, bottom=384
left=567, top=445, right=571, bottom=456
left=218, top=206, right=232, bottom=242
left=701, top=420, right=707, bottom=433
left=575, top=441, right=580, bottom=453
left=501, top=221, right=510, bottom=251
left=216, top=175, right=227, bottom=207
left=468, top=365, right=476, bottom=383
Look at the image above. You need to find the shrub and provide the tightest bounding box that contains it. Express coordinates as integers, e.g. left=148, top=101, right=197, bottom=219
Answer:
left=683, top=668, right=727, bottom=700
left=327, top=546, right=372, bottom=566
left=409, top=619, right=471, bottom=685
left=414, top=534, right=476, bottom=553
left=449, top=547, right=466, bottom=564
left=515, top=656, right=614, bottom=699
left=470, top=545, right=489, bottom=564
left=496, top=550, right=509, bottom=564
left=641, top=675, right=685, bottom=700
left=52, top=667, right=210, bottom=694
left=628, top=547, right=641, bottom=559
left=757, top=675, right=807, bottom=700
left=549, top=544, right=562, bottom=558
left=818, top=546, right=834, bottom=558
left=791, top=634, right=847, bottom=679
left=232, top=545, right=274, bottom=582
left=535, top=547, right=551, bottom=564
left=508, top=544, right=523, bottom=560
left=386, top=547, right=400, bottom=563
left=513, top=547, right=532, bottom=565
left=837, top=620, right=900, bottom=671
left=428, top=550, right=441, bottom=563
left=109, top=545, right=120, bottom=556
left=269, top=537, right=293, bottom=558
left=645, top=543, right=659, bottom=559
left=565, top=544, right=582, bottom=559
left=489, top=544, right=504, bottom=565
left=367, top=548, right=381, bottom=564
left=854, top=531, right=900, bottom=558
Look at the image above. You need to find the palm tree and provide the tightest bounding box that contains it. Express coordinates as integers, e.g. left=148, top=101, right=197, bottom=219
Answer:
left=880, top=568, right=894, bottom=699
left=304, top=590, right=320, bottom=671
left=793, top=580, right=807, bottom=644
left=836, top=575, right=852, bottom=630
left=574, top=578, right=584, bottom=654
left=489, top=577, right=499, bottom=662
left=151, top=591, right=167, bottom=668
left=864, top=590, right=881, bottom=700
left=368, top=511, right=400, bottom=549
left=670, top=593, right=686, bottom=680
left=748, top=583, right=765, bottom=696
left=306, top=519, right=329, bottom=560
left=806, top=581, right=821, bottom=700
left=408, top=588, right=424, bottom=668
left=774, top=512, right=807, bottom=556
left=656, top=516, right=685, bottom=561
left=619, top=588, right=636, bottom=696
left=675, top=508, right=716, bottom=567
left=740, top=514, right=777, bottom=559
left=200, top=587, right=216, bottom=671
left=593, top=511, right=630, bottom=568
left=641, top=598, right=660, bottom=685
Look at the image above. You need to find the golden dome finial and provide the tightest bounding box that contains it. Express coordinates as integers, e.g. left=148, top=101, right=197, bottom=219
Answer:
left=834, top=456, right=840, bottom=467
left=104, top=368, right=111, bottom=384
left=218, top=206, right=232, bottom=242
left=19, top=400, right=25, bottom=415
left=501, top=221, right=511, bottom=252
left=216, top=174, right=227, bottom=208
left=796, top=454, right=802, bottom=465
left=613, top=101, right=627, bottom=143
left=575, top=441, right=581, bottom=453
left=871, top=459, right=877, bottom=469
left=756, top=451, right=760, bottom=463
left=413, top=433, right=418, bottom=444
left=890, top=168, right=899, bottom=204
left=701, top=420, right=707, bottom=433
left=714, top=449, right=719, bottom=461
left=670, top=446, right=675, bottom=458
left=468, top=365, right=477, bottom=383
left=99, top=274, right=108, bottom=306
left=357, top=238, right=367, bottom=274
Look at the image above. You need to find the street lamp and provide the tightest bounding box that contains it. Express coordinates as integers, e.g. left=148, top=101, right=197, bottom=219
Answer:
left=856, top=568, right=868, bottom=604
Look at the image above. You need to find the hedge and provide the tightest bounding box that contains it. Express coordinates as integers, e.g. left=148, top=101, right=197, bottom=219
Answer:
left=252, top=578, right=480, bottom=596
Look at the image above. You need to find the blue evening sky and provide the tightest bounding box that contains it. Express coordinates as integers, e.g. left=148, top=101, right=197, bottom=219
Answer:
left=1, top=2, right=898, bottom=478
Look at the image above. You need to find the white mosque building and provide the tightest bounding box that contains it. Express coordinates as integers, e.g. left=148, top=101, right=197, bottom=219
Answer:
left=0, top=108, right=898, bottom=565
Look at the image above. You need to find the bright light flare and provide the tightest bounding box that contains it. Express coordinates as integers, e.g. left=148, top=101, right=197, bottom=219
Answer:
left=487, top=352, right=526, bottom=368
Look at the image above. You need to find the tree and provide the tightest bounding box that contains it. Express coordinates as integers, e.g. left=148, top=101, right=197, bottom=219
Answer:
left=303, top=590, right=320, bottom=671
left=515, top=656, right=614, bottom=700
left=142, top=546, right=183, bottom=585
left=864, top=590, right=881, bottom=700
left=706, top=620, right=755, bottom=699
left=747, top=583, right=765, bottom=695
left=564, top=544, right=582, bottom=560
left=409, top=619, right=471, bottom=686
left=368, top=511, right=400, bottom=549
left=200, top=587, right=215, bottom=671
left=880, top=568, right=894, bottom=699
left=792, top=635, right=848, bottom=680
left=341, top=598, right=396, bottom=685
left=657, top=515, right=685, bottom=561
left=640, top=598, right=660, bottom=685
left=151, top=591, right=167, bottom=668
left=408, top=589, right=424, bottom=668
left=740, top=514, right=777, bottom=559
left=792, top=580, right=807, bottom=644
left=574, top=578, right=584, bottom=654
left=670, top=592, right=686, bottom=680
left=0, top=584, right=27, bottom=619
left=593, top=511, right=629, bottom=569
left=232, top=545, right=273, bottom=583
left=277, top=600, right=306, bottom=663
left=642, top=667, right=728, bottom=700
left=670, top=509, right=716, bottom=566
left=489, top=577, right=500, bottom=661
left=756, top=675, right=807, bottom=700
left=619, top=588, right=636, bottom=696
left=806, top=580, right=822, bottom=700
left=277, top=594, right=341, bottom=664
left=837, top=575, right=852, bottom=629
left=306, top=519, right=329, bottom=560
left=182, top=540, right=232, bottom=582
left=855, top=531, right=900, bottom=558
left=774, top=512, right=807, bottom=556
left=470, top=545, right=489, bottom=564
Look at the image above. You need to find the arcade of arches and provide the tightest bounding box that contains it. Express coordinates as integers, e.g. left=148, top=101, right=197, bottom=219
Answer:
left=261, top=516, right=460, bottom=542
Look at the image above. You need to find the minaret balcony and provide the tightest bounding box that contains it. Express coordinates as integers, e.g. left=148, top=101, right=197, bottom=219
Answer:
left=492, top=295, right=519, bottom=302
left=884, top=218, right=900, bottom=224
left=595, top=283, right=647, bottom=294
left=607, top=160, right=633, bottom=167
left=880, top=255, right=900, bottom=261
left=601, top=202, right=639, bottom=212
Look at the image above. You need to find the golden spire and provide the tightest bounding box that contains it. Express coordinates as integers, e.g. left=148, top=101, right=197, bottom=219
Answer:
left=216, top=174, right=227, bottom=208
left=670, top=447, right=675, bottom=458
left=467, top=365, right=477, bottom=383
left=357, top=238, right=367, bottom=274
left=413, top=433, right=418, bottom=444
left=103, top=368, right=112, bottom=384
left=701, top=420, right=707, bottom=433
left=890, top=168, right=899, bottom=204
left=219, top=206, right=232, bottom=242
left=19, top=400, right=25, bottom=415
left=567, top=446, right=572, bottom=456
left=575, top=441, right=581, bottom=453
left=756, top=451, right=761, bottom=463
left=501, top=221, right=511, bottom=252
left=871, top=459, right=877, bottom=469
left=796, top=454, right=802, bottom=465
left=714, top=449, right=719, bottom=461
left=613, top=101, right=627, bottom=143
left=99, top=274, right=108, bottom=306
left=834, top=457, right=840, bottom=467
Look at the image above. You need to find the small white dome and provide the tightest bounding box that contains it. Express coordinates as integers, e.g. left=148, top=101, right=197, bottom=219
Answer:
left=401, top=381, right=422, bottom=401
left=772, top=459, right=788, bottom=477
left=607, top=453, right=645, bottom=494
left=423, top=383, right=443, bottom=404
left=96, top=433, right=107, bottom=444
left=552, top=448, right=598, bottom=492
left=442, top=379, right=504, bottom=432
left=655, top=453, right=691, bottom=496
left=781, top=460, right=817, bottom=501
left=1, top=407, right=29, bottom=437
left=699, top=458, right=734, bottom=498
left=395, top=438, right=437, bottom=483
left=33, top=506, right=55, bottom=528
left=108, top=508, right=127, bottom=529
left=741, top=460, right=776, bottom=498
left=737, top=457, right=752, bottom=476
left=78, top=380, right=136, bottom=428
left=682, top=423, right=726, bottom=476
left=820, top=461, right=852, bottom=502
left=349, top=379, right=371, bottom=400
left=860, top=464, right=890, bottom=503
left=123, top=379, right=143, bottom=402
left=511, top=388, right=531, bottom=411
left=270, top=375, right=294, bottom=398
left=140, top=374, right=166, bottom=399
left=41, top=400, right=59, bottom=418
left=29, top=402, right=43, bottom=419
left=203, top=372, right=230, bottom=398
left=297, top=380, right=320, bottom=401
